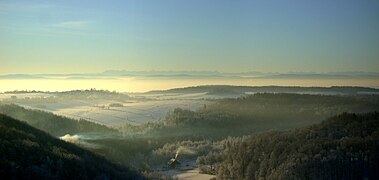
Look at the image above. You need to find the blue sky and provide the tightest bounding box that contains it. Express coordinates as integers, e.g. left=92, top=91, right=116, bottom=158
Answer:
left=1, top=0, right=379, bottom=74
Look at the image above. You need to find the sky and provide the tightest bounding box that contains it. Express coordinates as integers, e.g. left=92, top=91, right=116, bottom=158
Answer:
left=1, top=0, right=379, bottom=74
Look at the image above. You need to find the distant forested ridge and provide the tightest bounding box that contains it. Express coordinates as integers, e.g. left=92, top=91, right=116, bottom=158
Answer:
left=0, top=104, right=116, bottom=136
left=198, top=112, right=379, bottom=180
left=147, top=85, right=379, bottom=95
left=159, top=93, right=379, bottom=137
left=53, top=89, right=130, bottom=100
left=0, top=114, right=144, bottom=179
left=3, top=89, right=132, bottom=103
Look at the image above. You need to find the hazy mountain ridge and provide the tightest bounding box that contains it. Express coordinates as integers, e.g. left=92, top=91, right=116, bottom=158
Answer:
left=1, top=71, right=378, bottom=80
left=147, top=85, right=379, bottom=95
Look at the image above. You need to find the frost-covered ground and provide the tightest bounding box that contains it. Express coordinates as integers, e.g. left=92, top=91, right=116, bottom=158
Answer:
left=0, top=92, right=233, bottom=126
left=157, top=168, right=215, bottom=180
left=3, top=87, right=376, bottom=127
left=155, top=160, right=215, bottom=180
left=175, top=168, right=215, bottom=180
left=50, top=98, right=210, bottom=126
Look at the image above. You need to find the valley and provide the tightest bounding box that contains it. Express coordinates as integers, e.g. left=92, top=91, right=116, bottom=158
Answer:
left=1, top=86, right=379, bottom=179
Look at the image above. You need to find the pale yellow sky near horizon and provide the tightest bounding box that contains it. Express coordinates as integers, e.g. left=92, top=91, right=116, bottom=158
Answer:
left=0, top=78, right=378, bottom=93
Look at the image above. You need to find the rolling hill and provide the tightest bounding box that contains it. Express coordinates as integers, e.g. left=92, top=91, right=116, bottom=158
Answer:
left=147, top=85, right=379, bottom=95
left=0, top=104, right=116, bottom=137
left=0, top=114, right=144, bottom=179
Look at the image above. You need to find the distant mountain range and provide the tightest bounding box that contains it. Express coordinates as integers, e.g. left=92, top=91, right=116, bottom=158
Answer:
left=1, top=70, right=378, bottom=80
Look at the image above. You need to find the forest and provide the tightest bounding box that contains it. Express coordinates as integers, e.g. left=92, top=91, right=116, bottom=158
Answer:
left=197, top=112, right=379, bottom=179
left=121, top=93, right=379, bottom=139
left=0, top=114, right=144, bottom=179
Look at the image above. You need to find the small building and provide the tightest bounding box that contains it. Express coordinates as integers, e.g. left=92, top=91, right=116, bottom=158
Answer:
left=167, top=158, right=181, bottom=168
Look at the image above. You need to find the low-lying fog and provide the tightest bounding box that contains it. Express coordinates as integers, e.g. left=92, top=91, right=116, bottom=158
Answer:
left=2, top=85, right=379, bottom=128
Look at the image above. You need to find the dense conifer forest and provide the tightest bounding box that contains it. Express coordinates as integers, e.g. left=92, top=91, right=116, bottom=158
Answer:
left=0, top=114, right=144, bottom=179
left=197, top=112, right=379, bottom=179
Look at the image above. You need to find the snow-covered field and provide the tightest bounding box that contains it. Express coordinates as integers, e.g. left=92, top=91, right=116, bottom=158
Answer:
left=4, top=88, right=372, bottom=127
left=0, top=92, right=232, bottom=126
left=155, top=160, right=215, bottom=180
left=50, top=98, right=210, bottom=126
left=175, top=168, right=215, bottom=180
left=157, top=168, right=215, bottom=180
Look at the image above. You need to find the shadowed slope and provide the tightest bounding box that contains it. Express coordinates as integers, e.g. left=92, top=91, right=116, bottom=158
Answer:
left=0, top=114, right=145, bottom=179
